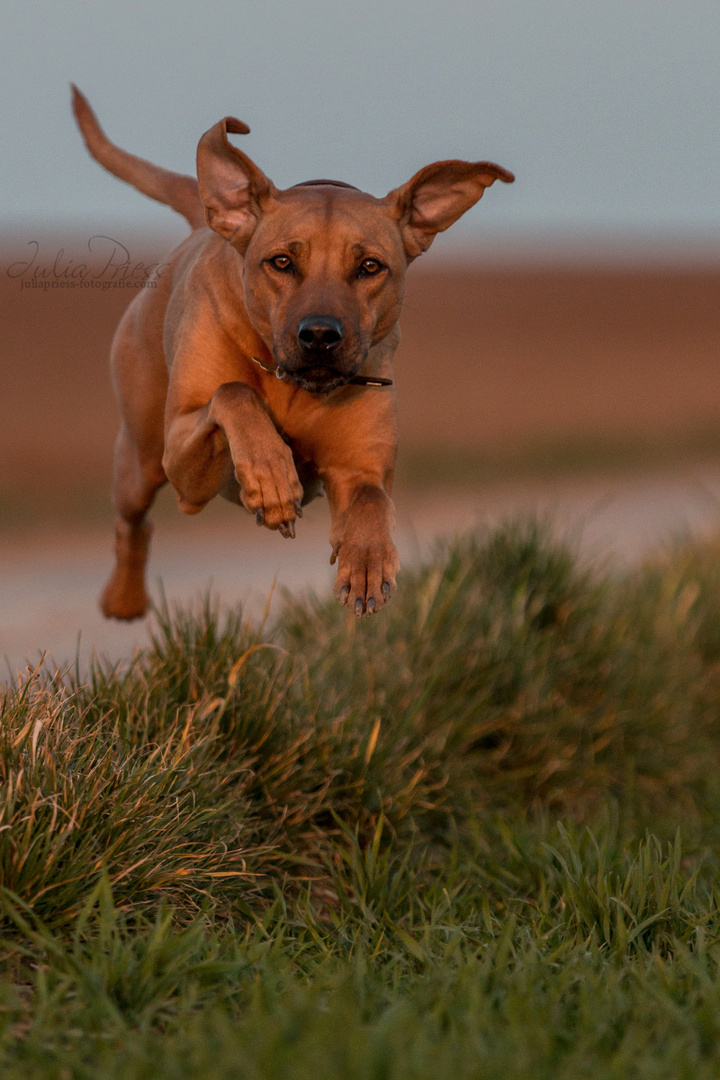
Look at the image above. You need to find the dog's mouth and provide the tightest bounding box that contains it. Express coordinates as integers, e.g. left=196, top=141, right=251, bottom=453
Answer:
left=288, top=364, right=352, bottom=394
left=273, top=346, right=368, bottom=394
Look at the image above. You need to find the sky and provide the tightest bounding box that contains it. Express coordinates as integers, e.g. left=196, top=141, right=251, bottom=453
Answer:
left=3, top=0, right=720, bottom=251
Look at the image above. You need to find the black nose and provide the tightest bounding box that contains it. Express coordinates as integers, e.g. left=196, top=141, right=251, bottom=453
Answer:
left=297, top=315, right=344, bottom=352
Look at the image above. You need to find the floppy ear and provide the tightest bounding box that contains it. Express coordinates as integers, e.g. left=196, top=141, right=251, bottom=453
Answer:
left=196, top=117, right=276, bottom=249
left=386, top=160, right=514, bottom=259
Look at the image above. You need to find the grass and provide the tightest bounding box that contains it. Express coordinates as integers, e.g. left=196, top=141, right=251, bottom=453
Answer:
left=5, top=520, right=720, bottom=1075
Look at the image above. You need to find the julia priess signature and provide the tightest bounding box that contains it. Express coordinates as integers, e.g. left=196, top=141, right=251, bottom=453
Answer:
left=6, top=235, right=171, bottom=291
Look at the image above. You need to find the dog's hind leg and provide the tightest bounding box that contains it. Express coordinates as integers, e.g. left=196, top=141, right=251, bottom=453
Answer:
left=100, top=424, right=167, bottom=621
left=99, top=288, right=170, bottom=621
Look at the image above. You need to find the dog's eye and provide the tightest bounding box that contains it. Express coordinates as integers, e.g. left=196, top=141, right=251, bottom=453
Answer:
left=358, top=258, right=383, bottom=277
left=269, top=255, right=294, bottom=272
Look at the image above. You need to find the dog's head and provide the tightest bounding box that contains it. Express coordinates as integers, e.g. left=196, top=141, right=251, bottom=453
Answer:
left=197, top=118, right=514, bottom=394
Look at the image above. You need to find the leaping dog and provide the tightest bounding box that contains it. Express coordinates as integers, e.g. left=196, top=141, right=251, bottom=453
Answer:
left=71, top=86, right=513, bottom=619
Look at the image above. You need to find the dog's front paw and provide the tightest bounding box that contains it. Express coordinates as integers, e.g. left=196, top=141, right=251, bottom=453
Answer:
left=236, top=447, right=304, bottom=538
left=331, top=538, right=399, bottom=616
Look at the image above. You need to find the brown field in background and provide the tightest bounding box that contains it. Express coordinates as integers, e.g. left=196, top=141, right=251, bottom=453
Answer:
left=5, top=239, right=720, bottom=668
left=2, top=241, right=720, bottom=525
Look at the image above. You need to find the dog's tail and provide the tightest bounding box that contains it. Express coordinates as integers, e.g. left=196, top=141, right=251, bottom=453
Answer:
left=71, top=85, right=207, bottom=230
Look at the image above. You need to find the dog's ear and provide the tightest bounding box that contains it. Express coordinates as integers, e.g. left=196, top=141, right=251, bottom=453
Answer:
left=386, top=160, right=514, bottom=259
left=196, top=117, right=276, bottom=249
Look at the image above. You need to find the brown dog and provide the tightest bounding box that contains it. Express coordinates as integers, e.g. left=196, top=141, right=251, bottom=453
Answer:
left=71, top=86, right=513, bottom=620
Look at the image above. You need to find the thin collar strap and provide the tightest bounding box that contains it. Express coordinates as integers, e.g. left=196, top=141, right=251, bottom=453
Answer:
left=251, top=355, right=392, bottom=388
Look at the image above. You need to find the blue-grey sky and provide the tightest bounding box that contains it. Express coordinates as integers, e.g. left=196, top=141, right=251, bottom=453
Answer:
left=3, top=0, right=720, bottom=248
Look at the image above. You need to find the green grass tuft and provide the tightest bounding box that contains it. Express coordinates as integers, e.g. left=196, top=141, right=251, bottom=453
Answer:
left=4, top=519, right=720, bottom=1076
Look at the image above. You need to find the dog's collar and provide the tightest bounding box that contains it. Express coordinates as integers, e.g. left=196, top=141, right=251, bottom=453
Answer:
left=251, top=355, right=392, bottom=388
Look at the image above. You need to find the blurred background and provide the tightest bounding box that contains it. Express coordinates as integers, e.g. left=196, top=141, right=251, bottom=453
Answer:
left=3, top=0, right=720, bottom=673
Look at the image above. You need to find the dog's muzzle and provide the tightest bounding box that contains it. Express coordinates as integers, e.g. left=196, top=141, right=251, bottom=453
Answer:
left=253, top=314, right=392, bottom=394
left=296, top=315, right=344, bottom=353
left=288, top=314, right=349, bottom=391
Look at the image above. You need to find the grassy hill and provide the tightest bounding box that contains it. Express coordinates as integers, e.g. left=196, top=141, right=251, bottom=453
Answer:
left=4, top=520, right=720, bottom=1077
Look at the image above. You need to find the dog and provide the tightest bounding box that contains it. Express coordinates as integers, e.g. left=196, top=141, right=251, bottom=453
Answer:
left=71, top=86, right=513, bottom=620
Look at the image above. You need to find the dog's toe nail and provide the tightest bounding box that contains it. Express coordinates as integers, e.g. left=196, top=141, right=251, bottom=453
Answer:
left=340, top=586, right=350, bottom=603
left=287, top=521, right=295, bottom=539
left=366, top=597, right=375, bottom=615
left=355, top=598, right=364, bottom=617
left=382, top=582, right=391, bottom=601
left=294, top=500, right=303, bottom=517
left=256, top=509, right=264, bottom=526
